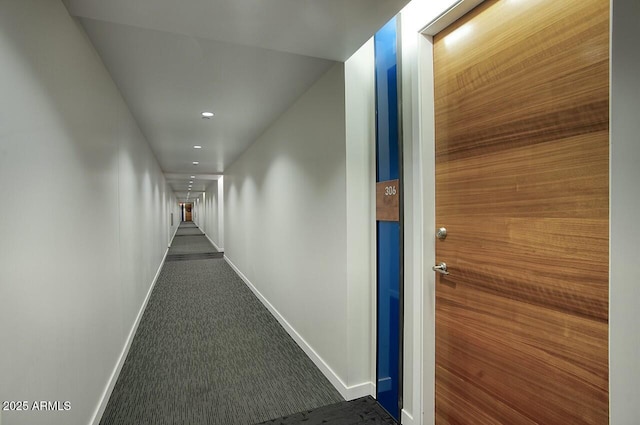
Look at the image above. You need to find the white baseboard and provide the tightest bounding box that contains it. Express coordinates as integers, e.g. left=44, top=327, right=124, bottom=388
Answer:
left=346, top=381, right=376, bottom=400
left=402, top=409, right=416, bottom=425
left=193, top=223, right=222, bottom=252
left=204, top=233, right=221, bottom=252
left=224, top=255, right=371, bottom=401
left=169, top=224, right=179, bottom=246
left=90, top=247, right=169, bottom=425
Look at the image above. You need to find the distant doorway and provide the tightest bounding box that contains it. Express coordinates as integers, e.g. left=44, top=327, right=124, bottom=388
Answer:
left=185, top=203, right=193, bottom=222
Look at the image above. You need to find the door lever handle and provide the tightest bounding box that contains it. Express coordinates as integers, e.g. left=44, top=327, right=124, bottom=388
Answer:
left=432, top=262, right=449, bottom=275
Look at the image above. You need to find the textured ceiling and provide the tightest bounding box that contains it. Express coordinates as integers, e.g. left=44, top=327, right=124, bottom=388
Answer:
left=63, top=0, right=410, bottom=202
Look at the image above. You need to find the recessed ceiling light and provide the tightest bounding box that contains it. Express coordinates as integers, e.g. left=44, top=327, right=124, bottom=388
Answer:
left=192, top=161, right=199, bottom=165
left=190, top=176, right=195, bottom=178
left=189, top=181, right=193, bottom=183
left=201, top=112, right=214, bottom=119
left=193, top=145, right=202, bottom=149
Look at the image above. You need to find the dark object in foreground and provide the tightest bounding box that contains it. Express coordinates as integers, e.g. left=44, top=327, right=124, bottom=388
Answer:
left=256, top=396, right=396, bottom=425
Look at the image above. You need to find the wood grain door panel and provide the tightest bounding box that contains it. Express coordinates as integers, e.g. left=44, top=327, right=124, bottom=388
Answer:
left=433, top=0, right=609, bottom=423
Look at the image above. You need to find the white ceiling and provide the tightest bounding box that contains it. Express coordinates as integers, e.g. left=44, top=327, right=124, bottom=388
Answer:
left=63, top=0, right=410, bottom=202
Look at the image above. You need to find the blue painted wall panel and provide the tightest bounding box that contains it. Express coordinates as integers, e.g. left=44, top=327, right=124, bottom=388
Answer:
left=374, top=16, right=401, bottom=422
left=376, top=221, right=400, bottom=419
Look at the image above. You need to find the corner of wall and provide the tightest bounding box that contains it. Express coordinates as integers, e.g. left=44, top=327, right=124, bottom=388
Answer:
left=345, top=36, right=377, bottom=399
left=225, top=255, right=355, bottom=399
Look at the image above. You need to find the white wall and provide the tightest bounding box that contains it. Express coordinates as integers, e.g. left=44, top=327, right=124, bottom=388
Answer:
left=196, top=179, right=223, bottom=250
left=610, top=0, right=640, bottom=422
left=340, top=6, right=454, bottom=421
left=343, top=25, right=426, bottom=423
left=223, top=63, right=374, bottom=398
left=0, top=1, right=179, bottom=424
left=345, top=40, right=376, bottom=396
left=217, top=177, right=224, bottom=250
left=343, top=6, right=464, bottom=423
left=193, top=198, right=200, bottom=226
left=340, top=7, right=457, bottom=420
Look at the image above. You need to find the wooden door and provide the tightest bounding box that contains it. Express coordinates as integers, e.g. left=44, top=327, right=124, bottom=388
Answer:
left=185, top=204, right=192, bottom=222
left=433, top=0, right=609, bottom=424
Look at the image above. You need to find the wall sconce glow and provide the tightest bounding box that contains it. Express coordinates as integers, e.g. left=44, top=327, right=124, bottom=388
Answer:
left=201, top=112, right=214, bottom=119
left=444, top=23, right=474, bottom=46
left=193, top=145, right=202, bottom=149
left=192, top=161, right=199, bottom=165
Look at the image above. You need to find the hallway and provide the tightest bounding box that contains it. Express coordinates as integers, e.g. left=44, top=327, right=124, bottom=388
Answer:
left=1, top=1, right=638, bottom=424
left=99, top=222, right=345, bottom=424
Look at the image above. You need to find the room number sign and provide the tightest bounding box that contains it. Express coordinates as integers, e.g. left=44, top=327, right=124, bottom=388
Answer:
left=376, top=179, right=400, bottom=222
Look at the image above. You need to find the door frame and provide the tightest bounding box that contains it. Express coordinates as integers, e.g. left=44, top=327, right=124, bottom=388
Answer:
left=397, top=1, right=488, bottom=424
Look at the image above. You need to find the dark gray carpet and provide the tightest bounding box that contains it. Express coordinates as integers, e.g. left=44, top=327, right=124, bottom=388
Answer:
left=168, top=223, right=218, bottom=257
left=167, top=236, right=218, bottom=255
left=169, top=235, right=217, bottom=254
left=166, top=252, right=225, bottom=262
left=175, top=228, right=205, bottom=236
left=169, top=225, right=218, bottom=256
left=179, top=221, right=198, bottom=227
left=175, top=221, right=203, bottom=235
left=257, top=396, right=395, bottom=425
left=99, top=229, right=343, bottom=425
